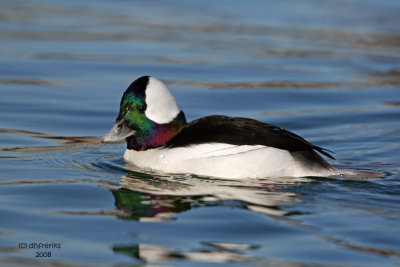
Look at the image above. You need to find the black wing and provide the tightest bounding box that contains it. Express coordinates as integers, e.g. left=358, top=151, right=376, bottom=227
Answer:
left=166, top=115, right=335, bottom=160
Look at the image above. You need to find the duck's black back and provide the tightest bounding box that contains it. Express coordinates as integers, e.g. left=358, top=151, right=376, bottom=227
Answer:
left=166, top=115, right=335, bottom=170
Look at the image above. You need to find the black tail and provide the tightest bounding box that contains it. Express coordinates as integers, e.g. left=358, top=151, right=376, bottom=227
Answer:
left=313, top=146, right=335, bottom=160
left=291, top=149, right=336, bottom=171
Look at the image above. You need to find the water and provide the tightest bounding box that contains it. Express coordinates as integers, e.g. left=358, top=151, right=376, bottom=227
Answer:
left=1, top=0, right=400, bottom=266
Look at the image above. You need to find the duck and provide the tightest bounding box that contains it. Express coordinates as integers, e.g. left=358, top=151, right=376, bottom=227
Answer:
left=101, top=75, right=338, bottom=179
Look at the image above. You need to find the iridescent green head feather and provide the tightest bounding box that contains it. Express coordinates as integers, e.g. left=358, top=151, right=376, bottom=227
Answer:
left=118, top=91, right=149, bottom=132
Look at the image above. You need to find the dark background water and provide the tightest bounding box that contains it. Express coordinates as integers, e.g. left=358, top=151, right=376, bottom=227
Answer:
left=1, top=0, right=400, bottom=266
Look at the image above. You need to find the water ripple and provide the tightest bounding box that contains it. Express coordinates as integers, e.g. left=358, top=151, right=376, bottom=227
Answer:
left=166, top=78, right=400, bottom=90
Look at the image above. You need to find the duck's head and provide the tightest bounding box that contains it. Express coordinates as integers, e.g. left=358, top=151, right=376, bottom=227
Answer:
left=101, top=76, right=187, bottom=151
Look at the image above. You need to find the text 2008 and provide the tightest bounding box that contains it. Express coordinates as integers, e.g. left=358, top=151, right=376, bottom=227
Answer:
left=36, top=252, right=51, bottom=257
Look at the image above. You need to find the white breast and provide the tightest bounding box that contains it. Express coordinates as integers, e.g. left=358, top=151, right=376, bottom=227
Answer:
left=123, top=143, right=336, bottom=179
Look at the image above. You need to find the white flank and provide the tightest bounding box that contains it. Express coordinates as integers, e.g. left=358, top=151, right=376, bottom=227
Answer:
left=123, top=143, right=336, bottom=179
left=145, top=77, right=180, bottom=124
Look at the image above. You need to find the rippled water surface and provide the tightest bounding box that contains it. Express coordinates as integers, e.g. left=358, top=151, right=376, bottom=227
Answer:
left=1, top=0, right=400, bottom=266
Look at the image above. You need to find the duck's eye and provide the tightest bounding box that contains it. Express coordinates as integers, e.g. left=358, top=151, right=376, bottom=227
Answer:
left=137, top=105, right=146, bottom=113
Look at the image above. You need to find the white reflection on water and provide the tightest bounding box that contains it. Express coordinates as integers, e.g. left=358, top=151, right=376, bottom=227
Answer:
left=120, top=171, right=304, bottom=217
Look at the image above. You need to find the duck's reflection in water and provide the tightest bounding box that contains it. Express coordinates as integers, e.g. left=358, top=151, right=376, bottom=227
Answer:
left=116, top=167, right=311, bottom=220
left=114, top=242, right=267, bottom=265
left=112, top=169, right=312, bottom=264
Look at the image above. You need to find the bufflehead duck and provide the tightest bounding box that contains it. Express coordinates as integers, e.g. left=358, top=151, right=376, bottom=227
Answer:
left=102, top=76, right=337, bottom=179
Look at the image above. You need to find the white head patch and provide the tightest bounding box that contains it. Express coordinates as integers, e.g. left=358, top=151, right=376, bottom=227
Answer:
left=145, top=77, right=181, bottom=124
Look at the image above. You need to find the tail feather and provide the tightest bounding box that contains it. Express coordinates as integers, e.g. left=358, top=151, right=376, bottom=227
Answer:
left=313, top=146, right=335, bottom=160
left=291, top=149, right=336, bottom=171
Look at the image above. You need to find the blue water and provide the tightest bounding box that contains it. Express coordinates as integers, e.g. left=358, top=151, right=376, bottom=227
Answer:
left=1, top=0, right=400, bottom=266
